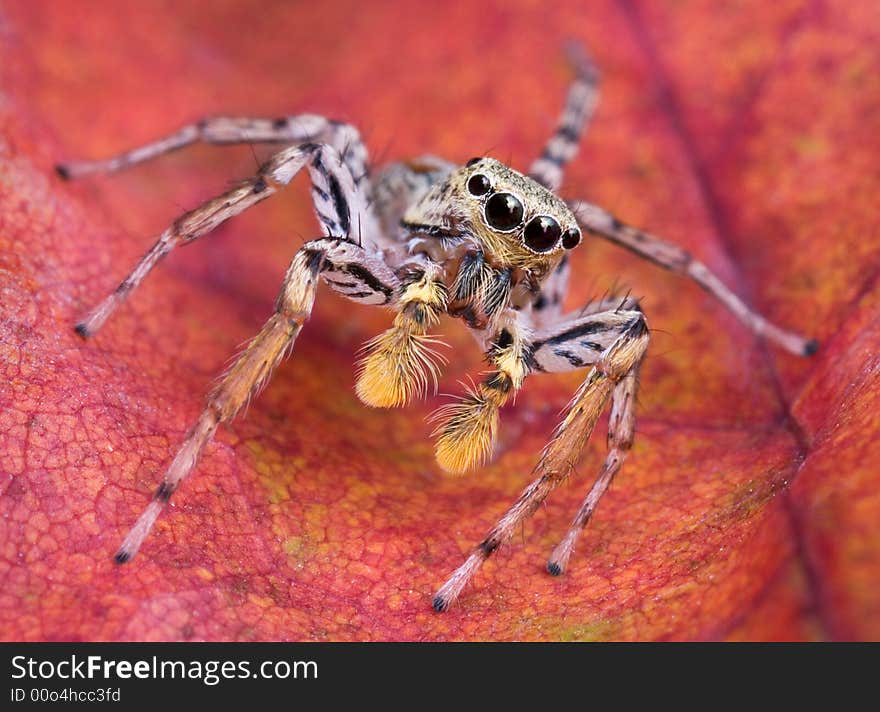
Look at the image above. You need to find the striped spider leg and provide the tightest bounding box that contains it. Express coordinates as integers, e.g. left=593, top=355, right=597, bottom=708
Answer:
left=60, top=118, right=412, bottom=563
left=567, top=201, right=817, bottom=356
left=57, top=113, right=369, bottom=186
left=117, top=237, right=400, bottom=561
left=59, top=115, right=388, bottom=337
left=433, top=302, right=649, bottom=611
left=526, top=42, right=600, bottom=331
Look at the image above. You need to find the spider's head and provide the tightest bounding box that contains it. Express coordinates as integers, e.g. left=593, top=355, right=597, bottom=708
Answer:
left=404, top=157, right=582, bottom=274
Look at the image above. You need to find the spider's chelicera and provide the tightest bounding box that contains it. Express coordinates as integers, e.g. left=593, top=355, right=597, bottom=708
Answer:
left=58, top=45, right=816, bottom=612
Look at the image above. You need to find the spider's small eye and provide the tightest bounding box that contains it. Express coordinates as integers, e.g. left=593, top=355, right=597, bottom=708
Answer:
left=466, top=157, right=483, bottom=167
left=523, top=215, right=562, bottom=252
left=562, top=227, right=582, bottom=250
left=485, top=192, right=524, bottom=231
left=467, top=173, right=492, bottom=196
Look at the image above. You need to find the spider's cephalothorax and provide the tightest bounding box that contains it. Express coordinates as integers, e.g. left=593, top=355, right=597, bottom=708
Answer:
left=58, top=45, right=816, bottom=612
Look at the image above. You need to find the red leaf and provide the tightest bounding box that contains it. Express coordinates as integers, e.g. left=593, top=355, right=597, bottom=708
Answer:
left=2, top=0, right=879, bottom=640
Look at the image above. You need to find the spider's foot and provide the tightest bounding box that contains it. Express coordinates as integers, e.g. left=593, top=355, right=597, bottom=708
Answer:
left=547, top=529, right=578, bottom=577
left=54, top=160, right=96, bottom=180
left=73, top=296, right=115, bottom=339
left=433, top=551, right=484, bottom=612
left=73, top=322, right=91, bottom=339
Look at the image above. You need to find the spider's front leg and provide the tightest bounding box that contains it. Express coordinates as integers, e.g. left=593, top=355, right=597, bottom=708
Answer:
left=433, top=306, right=649, bottom=612
left=115, top=237, right=400, bottom=563
left=528, top=302, right=645, bottom=575
left=547, top=361, right=638, bottom=576
left=85, top=132, right=400, bottom=561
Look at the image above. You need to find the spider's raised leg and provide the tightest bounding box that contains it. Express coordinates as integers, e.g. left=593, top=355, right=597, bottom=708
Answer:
left=527, top=44, right=599, bottom=328
left=528, top=42, right=600, bottom=193
left=569, top=200, right=818, bottom=357
left=57, top=113, right=370, bottom=189
left=75, top=141, right=368, bottom=336
left=431, top=285, right=638, bottom=473
left=115, top=237, right=400, bottom=564
left=433, top=306, right=649, bottom=611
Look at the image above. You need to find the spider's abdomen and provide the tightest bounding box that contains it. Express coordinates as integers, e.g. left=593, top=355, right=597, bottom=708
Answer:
left=370, top=157, right=455, bottom=239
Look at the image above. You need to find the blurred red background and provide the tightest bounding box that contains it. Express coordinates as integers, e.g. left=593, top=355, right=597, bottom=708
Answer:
left=1, top=0, right=879, bottom=640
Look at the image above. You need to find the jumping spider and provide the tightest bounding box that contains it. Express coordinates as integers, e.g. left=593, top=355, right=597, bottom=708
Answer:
left=58, top=46, right=816, bottom=612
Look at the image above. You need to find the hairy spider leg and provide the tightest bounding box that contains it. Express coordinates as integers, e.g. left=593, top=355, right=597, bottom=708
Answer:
left=64, top=136, right=400, bottom=562
left=431, top=311, right=529, bottom=473
left=569, top=200, right=818, bottom=357
left=116, top=237, right=400, bottom=563
left=547, top=363, right=639, bottom=575
left=72, top=142, right=369, bottom=336
left=434, top=307, right=649, bottom=611
left=355, top=256, right=449, bottom=408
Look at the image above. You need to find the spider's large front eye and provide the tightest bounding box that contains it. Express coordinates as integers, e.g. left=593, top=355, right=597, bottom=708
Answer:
left=523, top=215, right=562, bottom=252
left=485, top=192, right=524, bottom=231
left=467, top=173, right=491, bottom=196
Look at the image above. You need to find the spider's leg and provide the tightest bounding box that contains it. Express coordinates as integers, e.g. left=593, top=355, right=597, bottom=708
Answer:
left=431, top=309, right=530, bottom=474
left=569, top=200, right=818, bottom=357
left=355, top=255, right=448, bottom=408
left=547, top=360, right=640, bottom=575
left=115, top=237, right=400, bottom=564
left=494, top=301, right=646, bottom=574
left=433, top=307, right=649, bottom=611
left=57, top=114, right=370, bottom=190
left=528, top=42, right=600, bottom=192
left=75, top=141, right=367, bottom=336
left=527, top=300, right=645, bottom=373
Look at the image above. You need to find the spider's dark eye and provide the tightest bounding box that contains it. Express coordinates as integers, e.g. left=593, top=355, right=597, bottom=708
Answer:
left=562, top=227, right=582, bottom=249
left=523, top=215, right=562, bottom=252
left=467, top=173, right=492, bottom=196
left=466, top=157, right=483, bottom=167
left=485, top=192, right=524, bottom=231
